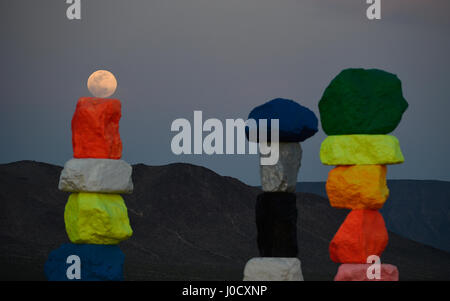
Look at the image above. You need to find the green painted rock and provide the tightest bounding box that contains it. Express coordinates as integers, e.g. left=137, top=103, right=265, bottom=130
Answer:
left=319, top=68, right=408, bottom=135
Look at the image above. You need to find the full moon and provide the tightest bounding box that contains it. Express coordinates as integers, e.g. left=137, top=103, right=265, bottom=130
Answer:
left=87, top=70, right=117, bottom=98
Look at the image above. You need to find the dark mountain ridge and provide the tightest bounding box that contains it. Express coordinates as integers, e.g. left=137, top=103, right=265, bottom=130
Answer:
left=297, top=180, right=450, bottom=252
left=0, top=160, right=449, bottom=280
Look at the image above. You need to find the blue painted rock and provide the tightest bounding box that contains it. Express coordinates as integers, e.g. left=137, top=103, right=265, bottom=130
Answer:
left=246, top=98, right=318, bottom=142
left=44, top=243, right=124, bottom=281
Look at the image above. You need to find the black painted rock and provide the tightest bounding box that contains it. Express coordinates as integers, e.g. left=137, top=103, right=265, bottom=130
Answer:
left=319, top=68, right=408, bottom=135
left=255, top=192, right=298, bottom=257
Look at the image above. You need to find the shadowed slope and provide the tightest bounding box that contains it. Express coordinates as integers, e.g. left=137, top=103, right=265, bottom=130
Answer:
left=0, top=161, right=449, bottom=280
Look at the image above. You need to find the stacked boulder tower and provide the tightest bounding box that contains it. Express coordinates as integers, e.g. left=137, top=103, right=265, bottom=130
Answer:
left=45, top=72, right=133, bottom=281
left=243, top=98, right=318, bottom=281
left=318, top=68, right=408, bottom=281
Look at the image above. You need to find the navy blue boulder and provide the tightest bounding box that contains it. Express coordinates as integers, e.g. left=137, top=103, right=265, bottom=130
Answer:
left=44, top=243, right=124, bottom=281
left=246, top=98, right=318, bottom=142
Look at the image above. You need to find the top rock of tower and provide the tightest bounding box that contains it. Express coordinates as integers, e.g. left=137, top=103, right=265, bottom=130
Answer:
left=246, top=98, right=318, bottom=143
left=319, top=68, right=408, bottom=135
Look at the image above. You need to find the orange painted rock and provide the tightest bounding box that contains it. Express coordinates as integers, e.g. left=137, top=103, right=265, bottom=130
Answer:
left=329, top=210, right=388, bottom=263
left=326, top=165, right=389, bottom=209
left=72, top=97, right=122, bottom=159
left=334, top=264, right=399, bottom=281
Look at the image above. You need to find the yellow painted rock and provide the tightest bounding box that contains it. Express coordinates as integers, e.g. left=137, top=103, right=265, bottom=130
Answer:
left=64, top=193, right=133, bottom=244
left=326, top=165, right=389, bottom=209
left=320, top=135, right=404, bottom=165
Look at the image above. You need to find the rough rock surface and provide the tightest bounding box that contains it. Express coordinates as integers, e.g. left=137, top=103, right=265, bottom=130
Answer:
left=260, top=143, right=302, bottom=192
left=2, top=161, right=450, bottom=281
left=318, top=68, right=408, bottom=135
left=256, top=192, right=298, bottom=257
left=44, top=243, right=124, bottom=281
left=320, top=135, right=404, bottom=165
left=64, top=193, right=133, bottom=244
left=326, top=165, right=389, bottom=209
left=334, top=263, right=399, bottom=281
left=243, top=257, right=303, bottom=281
left=59, top=158, right=133, bottom=194
left=246, top=98, right=318, bottom=142
left=72, top=97, right=122, bottom=159
left=330, top=210, right=388, bottom=263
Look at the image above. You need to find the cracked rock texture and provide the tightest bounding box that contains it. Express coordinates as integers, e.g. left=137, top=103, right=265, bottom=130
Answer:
left=72, top=97, right=122, bottom=159
left=59, top=158, right=133, bottom=194
left=318, top=68, right=408, bottom=135
left=326, top=165, right=389, bottom=209
left=320, top=135, right=404, bottom=165
left=243, top=257, right=303, bottom=281
left=330, top=210, right=388, bottom=263
left=260, top=142, right=302, bottom=192
left=64, top=193, right=133, bottom=245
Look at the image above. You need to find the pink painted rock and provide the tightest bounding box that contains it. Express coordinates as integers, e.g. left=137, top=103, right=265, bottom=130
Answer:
left=334, top=264, right=399, bottom=281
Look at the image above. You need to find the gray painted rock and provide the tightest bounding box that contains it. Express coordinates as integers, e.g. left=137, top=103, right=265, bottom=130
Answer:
left=59, top=159, right=133, bottom=193
left=243, top=257, right=304, bottom=281
left=260, top=142, right=302, bottom=192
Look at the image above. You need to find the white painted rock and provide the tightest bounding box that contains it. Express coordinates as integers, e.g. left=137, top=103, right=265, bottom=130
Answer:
left=59, top=159, right=133, bottom=194
left=243, top=257, right=304, bottom=281
left=260, top=142, right=302, bottom=192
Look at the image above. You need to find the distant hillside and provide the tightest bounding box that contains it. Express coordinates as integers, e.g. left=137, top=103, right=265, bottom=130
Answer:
left=297, top=180, right=450, bottom=252
left=0, top=161, right=449, bottom=280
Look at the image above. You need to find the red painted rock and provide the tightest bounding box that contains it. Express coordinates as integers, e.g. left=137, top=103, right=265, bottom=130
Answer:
left=334, top=264, right=399, bottom=281
left=72, top=97, right=122, bottom=159
left=329, top=210, right=388, bottom=263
